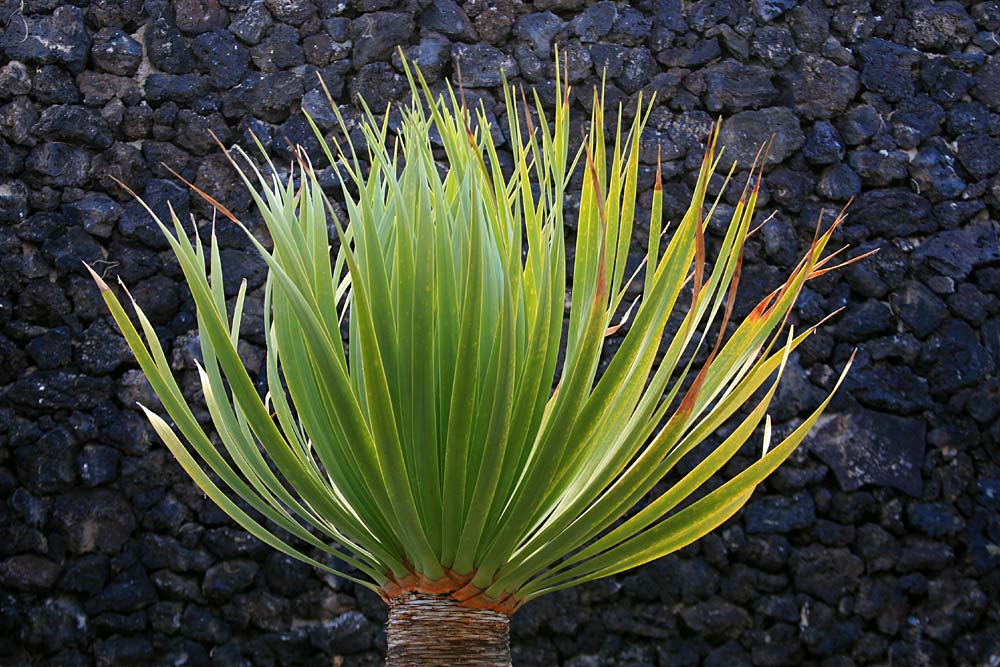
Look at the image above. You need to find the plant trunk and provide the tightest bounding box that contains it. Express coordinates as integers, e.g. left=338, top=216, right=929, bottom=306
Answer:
left=385, top=593, right=511, bottom=667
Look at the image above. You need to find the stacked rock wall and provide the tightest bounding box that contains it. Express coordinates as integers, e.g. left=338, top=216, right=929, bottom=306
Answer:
left=0, top=0, right=998, bottom=665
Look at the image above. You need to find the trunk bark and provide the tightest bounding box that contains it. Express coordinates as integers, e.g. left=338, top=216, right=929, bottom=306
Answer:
left=385, top=593, right=511, bottom=667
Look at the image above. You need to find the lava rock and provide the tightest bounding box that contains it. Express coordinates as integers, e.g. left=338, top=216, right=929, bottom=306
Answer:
left=174, top=0, right=229, bottom=34
left=118, top=178, right=191, bottom=249
left=203, top=560, right=259, bottom=602
left=803, top=120, right=845, bottom=165
left=145, top=73, right=212, bottom=106
left=452, top=43, right=520, bottom=87
left=809, top=407, right=925, bottom=496
left=1, top=6, right=91, bottom=72
left=0, top=61, right=31, bottom=99
left=94, top=637, right=154, bottom=667
left=53, top=489, right=134, bottom=554
left=26, top=328, right=72, bottom=369
left=788, top=54, right=859, bottom=120
left=181, top=604, right=232, bottom=643
left=230, top=1, right=273, bottom=44
left=0, top=180, right=30, bottom=223
left=920, top=319, right=994, bottom=395
left=891, top=95, right=945, bottom=149
left=77, top=445, right=120, bottom=487
left=514, top=12, right=564, bottom=59
left=251, top=24, right=304, bottom=71
left=61, top=554, right=110, bottom=595
left=907, top=501, right=965, bottom=538
left=836, top=299, right=896, bottom=341
left=817, top=163, right=861, bottom=201
left=859, top=39, right=920, bottom=102
left=717, top=107, right=804, bottom=169
left=33, top=105, right=114, bottom=149
left=265, top=0, right=316, bottom=25
left=680, top=599, right=751, bottom=641
left=418, top=0, right=474, bottom=39
left=146, top=17, right=195, bottom=73
left=908, top=1, right=976, bottom=51
left=91, top=28, right=143, bottom=76
left=350, top=12, right=415, bottom=68
left=192, top=30, right=250, bottom=89
left=914, top=224, right=1000, bottom=281
left=956, top=133, right=1000, bottom=180
left=63, top=193, right=121, bottom=238
left=910, top=145, right=967, bottom=199
left=309, top=609, right=373, bottom=654
left=0, top=555, right=62, bottom=592
left=26, top=142, right=92, bottom=188
left=7, top=370, right=113, bottom=414
left=744, top=493, right=817, bottom=534
left=972, top=57, right=1000, bottom=111
left=703, top=61, right=777, bottom=112
left=891, top=281, right=947, bottom=338
left=225, top=71, right=304, bottom=123
left=791, top=546, right=864, bottom=604
left=849, top=188, right=933, bottom=238
left=754, top=0, right=798, bottom=22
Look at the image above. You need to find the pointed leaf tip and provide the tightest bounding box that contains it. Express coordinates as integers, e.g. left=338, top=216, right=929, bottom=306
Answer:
left=83, top=262, right=111, bottom=293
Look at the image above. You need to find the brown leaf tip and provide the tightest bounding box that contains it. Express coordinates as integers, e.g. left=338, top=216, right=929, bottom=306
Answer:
left=83, top=262, right=111, bottom=293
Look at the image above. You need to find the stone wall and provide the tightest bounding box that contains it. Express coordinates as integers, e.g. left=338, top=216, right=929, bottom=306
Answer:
left=1, top=0, right=998, bottom=665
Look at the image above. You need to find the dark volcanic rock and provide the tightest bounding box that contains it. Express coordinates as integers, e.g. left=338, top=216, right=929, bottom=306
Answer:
left=891, top=282, right=947, bottom=338
left=791, top=546, right=864, bottom=604
left=717, top=107, right=804, bottom=169
left=908, top=1, right=976, bottom=51
left=859, top=39, right=920, bottom=102
left=91, top=28, right=143, bottom=76
left=956, top=133, right=1000, bottom=180
left=744, top=493, right=816, bottom=534
left=192, top=30, right=250, bottom=89
left=680, top=599, right=751, bottom=641
left=809, top=407, right=925, bottom=496
left=849, top=188, right=933, bottom=238
left=309, top=609, right=373, bottom=654
left=34, top=105, right=114, bottom=149
left=203, top=560, right=259, bottom=602
left=703, top=61, right=777, bottom=112
left=453, top=43, right=520, bottom=87
left=913, top=224, right=1000, bottom=281
left=53, top=489, right=135, bottom=554
left=788, top=54, right=859, bottom=120
left=0, top=555, right=62, bottom=592
left=1, top=6, right=91, bottom=72
left=146, top=17, right=195, bottom=73
left=418, top=0, right=474, bottom=39
left=350, top=12, right=415, bottom=69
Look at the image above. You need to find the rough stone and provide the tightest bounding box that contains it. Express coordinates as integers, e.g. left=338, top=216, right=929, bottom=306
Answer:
left=703, top=61, right=777, bottom=112
left=192, top=30, right=250, bottom=89
left=91, top=28, right=143, bottom=76
left=146, top=17, right=195, bottom=73
left=908, top=1, right=976, bottom=51
left=744, top=493, right=816, bottom=534
left=810, top=407, right=925, bottom=496
left=452, top=43, right=520, bottom=87
left=53, top=489, right=135, bottom=554
left=1, top=6, right=91, bottom=72
left=34, top=105, right=114, bottom=149
left=350, top=12, right=415, bottom=69
left=717, top=107, right=804, bottom=169
left=789, top=54, right=859, bottom=120
left=859, top=39, right=920, bottom=102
